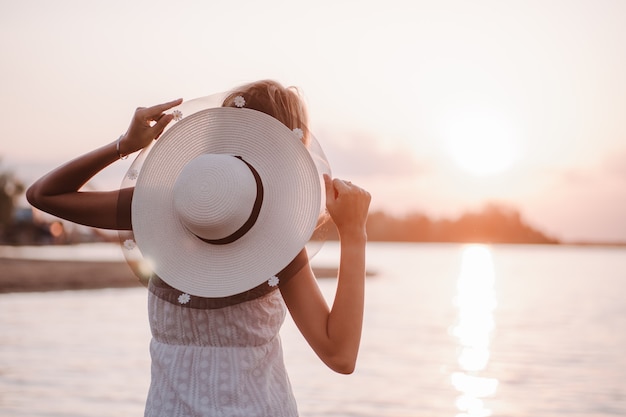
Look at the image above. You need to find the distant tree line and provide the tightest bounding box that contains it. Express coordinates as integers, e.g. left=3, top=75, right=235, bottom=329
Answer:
left=0, top=161, right=558, bottom=245
left=0, top=161, right=25, bottom=242
left=322, top=203, right=559, bottom=244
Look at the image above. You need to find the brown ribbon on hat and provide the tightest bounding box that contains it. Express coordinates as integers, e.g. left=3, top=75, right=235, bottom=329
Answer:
left=194, top=156, right=264, bottom=245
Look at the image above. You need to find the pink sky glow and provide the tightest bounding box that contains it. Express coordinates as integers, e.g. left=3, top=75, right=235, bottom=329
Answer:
left=2, top=0, right=625, bottom=242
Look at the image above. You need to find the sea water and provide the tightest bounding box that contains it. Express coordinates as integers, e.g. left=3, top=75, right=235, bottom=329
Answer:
left=1, top=242, right=625, bottom=416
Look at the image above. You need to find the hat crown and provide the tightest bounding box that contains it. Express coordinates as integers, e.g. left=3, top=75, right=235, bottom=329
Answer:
left=172, top=154, right=257, bottom=241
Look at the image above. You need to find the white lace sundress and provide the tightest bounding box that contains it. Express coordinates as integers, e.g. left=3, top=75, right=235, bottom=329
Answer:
left=144, top=285, right=299, bottom=417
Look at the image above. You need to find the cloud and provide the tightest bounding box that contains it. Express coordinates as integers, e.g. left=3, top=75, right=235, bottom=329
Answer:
left=319, top=130, right=428, bottom=179
left=556, top=168, right=597, bottom=186
left=528, top=154, right=626, bottom=242
left=550, top=147, right=626, bottom=188
left=603, top=148, right=626, bottom=180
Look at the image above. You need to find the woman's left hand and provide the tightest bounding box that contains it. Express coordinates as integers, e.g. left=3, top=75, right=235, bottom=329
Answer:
left=118, top=98, right=183, bottom=156
left=324, top=175, right=371, bottom=240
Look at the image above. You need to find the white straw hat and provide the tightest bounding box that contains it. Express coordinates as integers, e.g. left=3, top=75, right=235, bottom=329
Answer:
left=127, top=104, right=322, bottom=297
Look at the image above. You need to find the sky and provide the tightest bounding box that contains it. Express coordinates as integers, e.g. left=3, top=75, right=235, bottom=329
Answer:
left=1, top=0, right=625, bottom=243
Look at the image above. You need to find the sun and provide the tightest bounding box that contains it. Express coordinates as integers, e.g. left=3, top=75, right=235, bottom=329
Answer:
left=441, top=109, right=520, bottom=176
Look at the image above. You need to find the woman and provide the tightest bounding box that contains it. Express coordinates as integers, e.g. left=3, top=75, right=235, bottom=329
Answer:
left=26, top=80, right=371, bottom=416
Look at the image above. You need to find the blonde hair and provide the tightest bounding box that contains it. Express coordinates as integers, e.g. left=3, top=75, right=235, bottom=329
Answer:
left=222, top=80, right=310, bottom=145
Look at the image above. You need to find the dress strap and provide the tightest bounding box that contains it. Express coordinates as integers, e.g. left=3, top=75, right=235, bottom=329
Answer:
left=149, top=249, right=309, bottom=309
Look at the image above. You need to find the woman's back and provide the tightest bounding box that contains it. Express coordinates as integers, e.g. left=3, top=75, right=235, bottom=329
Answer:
left=145, top=284, right=298, bottom=417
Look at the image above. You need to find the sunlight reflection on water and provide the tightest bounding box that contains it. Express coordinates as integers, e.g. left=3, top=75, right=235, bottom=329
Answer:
left=452, top=245, right=499, bottom=417
left=2, top=243, right=626, bottom=417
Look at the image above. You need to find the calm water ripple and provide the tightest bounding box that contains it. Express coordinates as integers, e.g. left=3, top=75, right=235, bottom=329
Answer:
left=1, top=243, right=625, bottom=416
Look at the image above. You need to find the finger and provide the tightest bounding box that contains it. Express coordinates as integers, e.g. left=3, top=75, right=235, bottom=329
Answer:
left=332, top=178, right=350, bottom=195
left=145, top=98, right=183, bottom=118
left=324, top=174, right=337, bottom=202
left=151, top=113, right=175, bottom=139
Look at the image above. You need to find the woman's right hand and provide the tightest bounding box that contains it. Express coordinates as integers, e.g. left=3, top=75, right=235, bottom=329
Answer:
left=118, top=98, right=183, bottom=156
left=323, top=174, right=371, bottom=240
left=26, top=98, right=182, bottom=230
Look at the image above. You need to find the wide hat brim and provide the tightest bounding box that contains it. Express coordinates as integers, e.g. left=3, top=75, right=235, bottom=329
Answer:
left=130, top=106, right=321, bottom=297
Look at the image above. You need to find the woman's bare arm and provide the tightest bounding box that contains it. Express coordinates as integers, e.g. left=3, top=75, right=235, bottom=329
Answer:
left=26, top=98, right=182, bottom=230
left=26, top=141, right=134, bottom=230
left=281, top=175, right=370, bottom=374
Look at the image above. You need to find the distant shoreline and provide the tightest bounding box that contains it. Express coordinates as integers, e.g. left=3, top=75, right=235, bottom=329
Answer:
left=0, top=257, right=345, bottom=294
left=1, top=241, right=623, bottom=294
left=561, top=241, right=626, bottom=248
left=0, top=258, right=140, bottom=293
